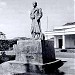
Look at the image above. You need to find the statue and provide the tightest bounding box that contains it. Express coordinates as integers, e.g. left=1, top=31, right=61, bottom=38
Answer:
left=30, top=1, right=43, bottom=39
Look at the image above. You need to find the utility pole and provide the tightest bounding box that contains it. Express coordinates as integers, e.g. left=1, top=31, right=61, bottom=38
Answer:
left=47, top=16, right=48, bottom=31
left=46, top=16, right=48, bottom=39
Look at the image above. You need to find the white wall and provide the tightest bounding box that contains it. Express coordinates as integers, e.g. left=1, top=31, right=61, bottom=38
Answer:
left=54, top=35, right=62, bottom=48
left=65, top=35, right=75, bottom=48
left=49, top=34, right=75, bottom=49
left=45, top=35, right=53, bottom=40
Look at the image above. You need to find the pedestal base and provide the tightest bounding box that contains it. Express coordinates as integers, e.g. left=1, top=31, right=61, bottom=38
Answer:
left=1, top=39, right=57, bottom=74
left=1, top=59, right=63, bottom=74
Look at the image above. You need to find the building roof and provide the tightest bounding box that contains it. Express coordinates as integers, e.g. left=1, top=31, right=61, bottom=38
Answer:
left=63, top=22, right=75, bottom=26
left=45, top=22, right=75, bottom=36
left=0, top=32, right=5, bottom=35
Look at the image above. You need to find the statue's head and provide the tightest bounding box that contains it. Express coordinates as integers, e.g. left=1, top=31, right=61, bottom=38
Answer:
left=32, top=1, right=37, bottom=8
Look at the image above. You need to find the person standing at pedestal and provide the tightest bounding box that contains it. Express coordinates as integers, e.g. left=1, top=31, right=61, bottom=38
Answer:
left=30, top=1, right=43, bottom=39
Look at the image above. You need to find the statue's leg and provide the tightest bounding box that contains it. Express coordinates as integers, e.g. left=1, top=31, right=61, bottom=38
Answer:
left=32, top=33, right=34, bottom=38
left=32, top=33, right=35, bottom=38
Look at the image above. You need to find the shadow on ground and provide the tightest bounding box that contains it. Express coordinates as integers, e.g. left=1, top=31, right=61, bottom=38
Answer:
left=14, top=69, right=65, bottom=75
left=14, top=60, right=65, bottom=75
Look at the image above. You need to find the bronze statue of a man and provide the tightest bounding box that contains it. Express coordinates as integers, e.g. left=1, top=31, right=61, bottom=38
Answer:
left=30, top=2, right=43, bottom=39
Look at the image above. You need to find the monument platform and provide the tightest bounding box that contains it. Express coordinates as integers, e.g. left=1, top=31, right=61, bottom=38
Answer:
left=1, top=59, right=63, bottom=74
left=1, top=39, right=63, bottom=74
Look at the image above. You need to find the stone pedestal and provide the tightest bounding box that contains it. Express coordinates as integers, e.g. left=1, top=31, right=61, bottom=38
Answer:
left=15, top=40, right=43, bottom=63
left=3, top=39, right=55, bottom=74
left=15, top=39, right=55, bottom=63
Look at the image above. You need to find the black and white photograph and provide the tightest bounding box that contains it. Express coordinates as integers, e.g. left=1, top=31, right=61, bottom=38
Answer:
left=0, top=0, right=74, bottom=75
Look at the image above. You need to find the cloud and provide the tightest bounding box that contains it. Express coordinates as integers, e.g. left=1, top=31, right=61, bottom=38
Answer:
left=0, top=2, right=7, bottom=12
left=0, top=1, right=7, bottom=6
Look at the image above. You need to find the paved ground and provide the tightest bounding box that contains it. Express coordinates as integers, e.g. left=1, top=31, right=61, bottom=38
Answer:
left=55, top=52, right=75, bottom=58
left=57, top=57, right=75, bottom=75
left=55, top=50, right=75, bottom=75
left=0, top=51, right=75, bottom=75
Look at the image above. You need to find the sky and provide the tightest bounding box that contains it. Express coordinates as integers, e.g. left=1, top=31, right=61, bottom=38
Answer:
left=74, top=0, right=75, bottom=20
left=0, top=0, right=74, bottom=39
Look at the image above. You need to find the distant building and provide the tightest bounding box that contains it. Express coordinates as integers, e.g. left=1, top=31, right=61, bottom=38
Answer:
left=45, top=22, right=75, bottom=49
left=0, top=32, right=6, bottom=40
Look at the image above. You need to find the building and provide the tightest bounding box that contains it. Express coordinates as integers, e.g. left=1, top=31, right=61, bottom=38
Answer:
left=0, top=32, right=6, bottom=40
left=45, top=22, right=75, bottom=49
